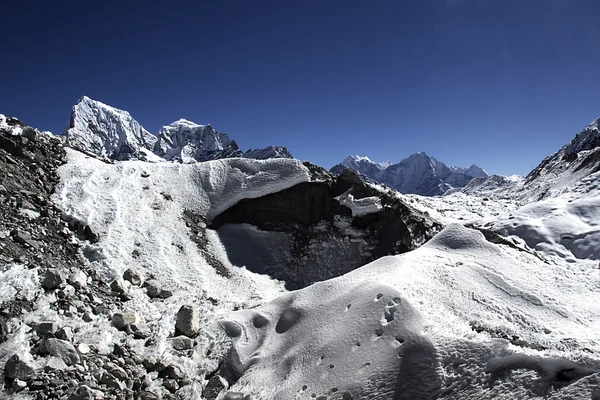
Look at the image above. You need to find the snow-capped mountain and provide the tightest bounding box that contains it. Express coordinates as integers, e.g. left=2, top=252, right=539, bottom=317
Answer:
left=332, top=152, right=489, bottom=196
left=523, top=116, right=600, bottom=200
left=154, top=119, right=242, bottom=163
left=63, top=97, right=292, bottom=163
left=63, top=96, right=158, bottom=161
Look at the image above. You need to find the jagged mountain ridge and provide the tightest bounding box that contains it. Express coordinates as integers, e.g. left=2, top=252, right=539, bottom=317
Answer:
left=331, top=152, right=488, bottom=196
left=457, top=116, right=600, bottom=201
left=63, top=96, right=293, bottom=162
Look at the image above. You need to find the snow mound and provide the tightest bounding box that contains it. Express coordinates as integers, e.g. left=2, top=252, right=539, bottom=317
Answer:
left=218, top=224, right=600, bottom=398
left=424, top=222, right=500, bottom=254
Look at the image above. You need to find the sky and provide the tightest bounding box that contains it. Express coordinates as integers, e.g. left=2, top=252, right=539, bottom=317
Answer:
left=1, top=0, right=599, bottom=175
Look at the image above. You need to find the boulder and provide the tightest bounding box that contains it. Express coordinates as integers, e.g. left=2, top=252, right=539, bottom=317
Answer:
left=123, top=268, right=142, bottom=286
left=144, top=279, right=162, bottom=298
left=112, top=313, right=137, bottom=330
left=44, top=338, right=80, bottom=365
left=4, top=354, right=35, bottom=380
left=42, top=268, right=66, bottom=290
left=175, top=305, right=200, bottom=337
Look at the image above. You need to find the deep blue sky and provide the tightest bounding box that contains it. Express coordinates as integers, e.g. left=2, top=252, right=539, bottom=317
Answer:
left=1, top=0, right=599, bottom=175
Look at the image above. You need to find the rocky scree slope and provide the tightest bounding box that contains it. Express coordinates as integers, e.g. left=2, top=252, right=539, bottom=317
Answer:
left=331, top=153, right=488, bottom=196
left=0, top=116, right=218, bottom=399
left=64, top=96, right=293, bottom=163
left=211, top=167, right=442, bottom=290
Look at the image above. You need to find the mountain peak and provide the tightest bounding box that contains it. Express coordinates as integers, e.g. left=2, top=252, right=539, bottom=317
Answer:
left=63, top=96, right=157, bottom=160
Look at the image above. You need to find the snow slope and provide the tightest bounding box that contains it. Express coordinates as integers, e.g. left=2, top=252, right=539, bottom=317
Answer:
left=50, top=150, right=311, bottom=396
left=63, top=96, right=158, bottom=160
left=517, top=116, right=600, bottom=201
left=220, top=223, right=600, bottom=399
left=49, top=147, right=600, bottom=399
left=474, top=170, right=600, bottom=262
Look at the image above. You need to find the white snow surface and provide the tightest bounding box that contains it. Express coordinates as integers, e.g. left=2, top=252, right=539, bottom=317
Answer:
left=46, top=148, right=600, bottom=399
left=335, top=192, right=383, bottom=217
left=223, top=224, right=600, bottom=399
left=475, top=171, right=600, bottom=261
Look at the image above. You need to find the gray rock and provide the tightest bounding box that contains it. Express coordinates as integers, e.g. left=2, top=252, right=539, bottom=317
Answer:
left=12, top=378, right=28, bottom=391
left=170, top=336, right=194, bottom=350
left=203, top=375, right=227, bottom=400
left=130, top=322, right=151, bottom=339
left=159, top=365, right=185, bottom=380
left=58, top=284, right=76, bottom=299
left=68, top=385, right=95, bottom=400
left=137, top=391, right=161, bottom=400
left=110, top=278, right=130, bottom=294
left=4, top=354, right=35, bottom=380
left=55, top=326, right=74, bottom=341
left=22, top=127, right=39, bottom=142
left=160, top=289, right=174, bottom=299
left=44, top=356, right=68, bottom=371
left=111, top=313, right=137, bottom=330
left=34, top=321, right=58, bottom=336
left=44, top=338, right=80, bottom=365
left=0, top=318, right=10, bottom=343
left=163, top=379, right=179, bottom=392
left=68, top=269, right=88, bottom=289
left=42, top=268, right=66, bottom=290
left=144, top=279, right=162, bottom=298
left=123, top=268, right=142, bottom=286
left=100, top=371, right=124, bottom=390
left=175, top=305, right=200, bottom=337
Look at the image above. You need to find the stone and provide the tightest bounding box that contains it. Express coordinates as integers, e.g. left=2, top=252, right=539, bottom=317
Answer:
left=82, top=225, right=99, bottom=243
left=130, top=323, right=151, bottom=339
left=42, top=268, right=66, bottom=290
left=144, top=279, right=162, bottom=298
left=78, top=343, right=91, bottom=354
left=158, top=365, right=185, bottom=380
left=142, top=356, right=157, bottom=370
left=68, top=269, right=88, bottom=289
left=112, top=313, right=137, bottom=330
left=100, top=371, right=124, bottom=390
left=44, top=356, right=68, bottom=371
left=82, top=312, right=95, bottom=322
left=163, top=379, right=179, bottom=392
left=175, top=305, right=200, bottom=337
left=34, top=321, right=58, bottom=336
left=21, top=127, right=39, bottom=142
left=68, top=385, right=95, bottom=400
left=160, top=289, right=174, bottom=299
left=56, top=326, right=74, bottom=341
left=58, top=284, right=76, bottom=299
left=203, top=375, right=227, bottom=400
left=44, top=338, right=80, bottom=365
left=137, top=391, right=160, bottom=400
left=170, top=336, right=194, bottom=350
left=12, top=378, right=28, bottom=391
left=0, top=317, right=10, bottom=343
left=110, top=278, right=130, bottom=294
left=123, top=268, right=142, bottom=286
left=4, top=353, right=35, bottom=380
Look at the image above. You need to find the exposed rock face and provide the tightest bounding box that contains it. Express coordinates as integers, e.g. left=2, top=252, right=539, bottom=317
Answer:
left=175, top=305, right=201, bottom=337
left=242, top=145, right=293, bottom=160
left=211, top=165, right=441, bottom=289
left=63, top=96, right=158, bottom=161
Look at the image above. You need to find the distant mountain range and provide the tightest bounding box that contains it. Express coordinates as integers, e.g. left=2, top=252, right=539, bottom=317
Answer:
left=63, top=96, right=293, bottom=163
left=331, top=153, right=488, bottom=196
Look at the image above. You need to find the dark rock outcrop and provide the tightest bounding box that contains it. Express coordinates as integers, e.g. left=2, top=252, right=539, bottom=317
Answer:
left=211, top=165, right=441, bottom=289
